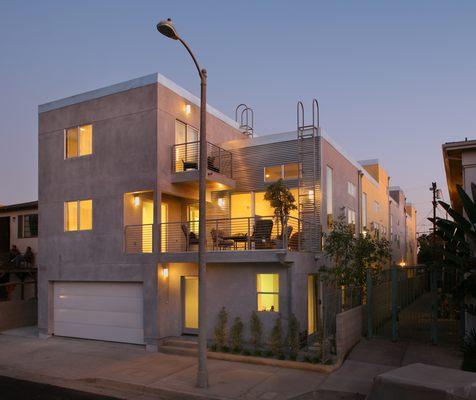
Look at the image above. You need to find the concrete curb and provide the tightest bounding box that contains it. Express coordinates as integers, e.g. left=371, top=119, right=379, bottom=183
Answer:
left=207, top=351, right=342, bottom=373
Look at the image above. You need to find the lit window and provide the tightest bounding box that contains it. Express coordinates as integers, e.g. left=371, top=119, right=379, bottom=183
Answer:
left=17, top=214, right=38, bottom=238
left=257, top=273, right=279, bottom=312
left=64, top=200, right=93, bottom=231
left=347, top=182, right=356, bottom=198
left=264, top=165, right=282, bottom=182
left=264, top=163, right=299, bottom=182
left=65, top=124, right=93, bottom=158
left=347, top=209, right=356, bottom=226
left=326, top=166, right=333, bottom=228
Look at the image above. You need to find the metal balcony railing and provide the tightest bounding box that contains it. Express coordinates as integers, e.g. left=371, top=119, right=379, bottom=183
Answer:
left=124, top=224, right=153, bottom=254
left=159, top=216, right=314, bottom=253
left=172, top=141, right=233, bottom=178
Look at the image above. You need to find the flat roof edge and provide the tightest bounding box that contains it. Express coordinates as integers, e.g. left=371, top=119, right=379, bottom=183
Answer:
left=38, top=72, right=240, bottom=130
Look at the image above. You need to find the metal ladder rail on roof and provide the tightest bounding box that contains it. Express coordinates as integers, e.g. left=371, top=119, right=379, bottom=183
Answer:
left=297, top=99, right=321, bottom=252
left=235, top=104, right=254, bottom=137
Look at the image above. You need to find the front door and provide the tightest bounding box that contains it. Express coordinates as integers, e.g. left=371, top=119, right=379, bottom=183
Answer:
left=0, top=217, right=10, bottom=253
left=182, top=276, right=199, bottom=334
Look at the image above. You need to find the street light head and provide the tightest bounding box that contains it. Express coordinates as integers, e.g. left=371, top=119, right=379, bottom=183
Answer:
left=157, top=18, right=179, bottom=40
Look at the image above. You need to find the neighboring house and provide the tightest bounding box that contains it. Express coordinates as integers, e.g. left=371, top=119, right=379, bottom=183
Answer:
left=389, top=187, right=407, bottom=265
left=37, top=72, right=417, bottom=348
left=442, top=138, right=476, bottom=333
left=0, top=201, right=38, bottom=259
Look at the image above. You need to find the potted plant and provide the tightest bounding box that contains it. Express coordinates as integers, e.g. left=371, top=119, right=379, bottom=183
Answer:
left=264, top=179, right=297, bottom=247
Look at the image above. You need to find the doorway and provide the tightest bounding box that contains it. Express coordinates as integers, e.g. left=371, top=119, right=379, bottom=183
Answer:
left=0, top=217, right=10, bottom=253
left=182, top=276, right=199, bottom=334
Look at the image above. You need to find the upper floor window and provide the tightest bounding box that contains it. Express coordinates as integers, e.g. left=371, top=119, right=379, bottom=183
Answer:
left=373, top=201, right=380, bottom=213
left=264, top=163, right=299, bottom=182
left=64, top=200, right=93, bottom=231
left=17, top=214, right=38, bottom=238
left=346, top=208, right=356, bottom=226
left=326, top=166, right=333, bottom=228
left=175, top=120, right=198, bottom=144
left=65, top=124, right=92, bottom=158
left=347, top=182, right=357, bottom=198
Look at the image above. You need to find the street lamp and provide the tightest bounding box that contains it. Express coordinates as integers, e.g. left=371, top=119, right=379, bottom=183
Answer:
left=156, top=18, right=209, bottom=388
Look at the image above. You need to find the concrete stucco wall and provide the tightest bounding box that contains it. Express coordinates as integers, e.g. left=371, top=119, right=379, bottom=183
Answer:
left=335, top=305, right=363, bottom=359
left=0, top=299, right=37, bottom=331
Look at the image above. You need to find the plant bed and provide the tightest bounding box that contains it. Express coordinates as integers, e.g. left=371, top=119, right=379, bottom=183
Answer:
left=207, top=349, right=341, bottom=373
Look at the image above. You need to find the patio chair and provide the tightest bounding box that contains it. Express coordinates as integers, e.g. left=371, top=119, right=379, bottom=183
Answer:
left=250, top=219, right=273, bottom=249
left=182, top=159, right=198, bottom=171
left=181, top=224, right=199, bottom=251
left=288, top=232, right=302, bottom=251
left=210, top=228, right=234, bottom=250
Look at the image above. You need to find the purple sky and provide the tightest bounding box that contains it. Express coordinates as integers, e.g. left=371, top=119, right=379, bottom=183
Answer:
left=1, top=1, right=475, bottom=234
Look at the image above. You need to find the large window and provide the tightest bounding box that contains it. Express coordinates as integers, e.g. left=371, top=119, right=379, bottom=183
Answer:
left=347, top=208, right=356, bottom=226
left=65, top=124, right=92, bottom=158
left=257, top=273, right=279, bottom=312
left=64, top=200, right=93, bottom=231
left=264, top=163, right=299, bottom=182
left=326, top=166, right=333, bottom=228
left=188, top=205, right=199, bottom=234
left=362, top=192, right=367, bottom=230
left=17, top=214, right=38, bottom=238
left=175, top=120, right=199, bottom=144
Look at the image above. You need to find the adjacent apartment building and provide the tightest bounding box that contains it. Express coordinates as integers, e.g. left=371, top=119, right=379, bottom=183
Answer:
left=38, top=73, right=417, bottom=348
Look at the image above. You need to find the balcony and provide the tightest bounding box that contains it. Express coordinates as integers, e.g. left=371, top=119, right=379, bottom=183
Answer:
left=158, top=216, right=313, bottom=253
left=171, top=141, right=235, bottom=190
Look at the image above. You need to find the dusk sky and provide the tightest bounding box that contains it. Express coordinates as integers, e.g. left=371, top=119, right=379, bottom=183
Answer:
left=1, top=1, right=475, bottom=234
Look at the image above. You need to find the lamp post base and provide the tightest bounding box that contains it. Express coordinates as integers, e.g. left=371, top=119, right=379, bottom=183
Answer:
left=196, top=369, right=209, bottom=388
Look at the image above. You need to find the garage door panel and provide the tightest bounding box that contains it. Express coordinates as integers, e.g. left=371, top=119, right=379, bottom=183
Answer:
left=53, top=282, right=144, bottom=345
left=54, top=322, right=143, bottom=344
left=54, top=295, right=142, bottom=314
left=55, top=282, right=142, bottom=298
left=55, top=308, right=142, bottom=329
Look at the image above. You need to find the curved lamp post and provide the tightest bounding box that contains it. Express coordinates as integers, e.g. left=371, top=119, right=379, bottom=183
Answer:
left=157, top=18, right=208, bottom=388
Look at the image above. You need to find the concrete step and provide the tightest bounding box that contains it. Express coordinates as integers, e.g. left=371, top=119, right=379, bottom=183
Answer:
left=158, top=344, right=198, bottom=357
left=162, top=338, right=198, bottom=349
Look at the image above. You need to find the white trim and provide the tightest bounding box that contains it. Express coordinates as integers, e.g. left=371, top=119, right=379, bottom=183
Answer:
left=38, top=72, right=240, bottom=130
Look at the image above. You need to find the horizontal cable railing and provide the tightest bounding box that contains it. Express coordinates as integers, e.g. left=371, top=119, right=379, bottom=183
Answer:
left=124, top=224, right=153, bottom=254
left=172, top=141, right=233, bottom=178
left=159, top=216, right=315, bottom=253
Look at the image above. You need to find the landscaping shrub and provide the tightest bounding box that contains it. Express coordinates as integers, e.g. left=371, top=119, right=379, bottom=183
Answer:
left=461, top=329, right=476, bottom=372
left=287, top=313, right=300, bottom=359
left=214, top=307, right=228, bottom=350
left=250, top=311, right=263, bottom=351
left=230, top=316, right=244, bottom=352
left=269, top=314, right=283, bottom=357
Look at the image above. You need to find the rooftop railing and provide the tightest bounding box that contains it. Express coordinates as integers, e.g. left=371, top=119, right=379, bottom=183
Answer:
left=172, top=141, right=233, bottom=179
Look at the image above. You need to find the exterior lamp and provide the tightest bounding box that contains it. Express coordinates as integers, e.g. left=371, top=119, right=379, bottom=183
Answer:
left=133, top=194, right=140, bottom=207
left=162, top=266, right=169, bottom=278
left=157, top=18, right=209, bottom=389
left=185, top=104, right=191, bottom=115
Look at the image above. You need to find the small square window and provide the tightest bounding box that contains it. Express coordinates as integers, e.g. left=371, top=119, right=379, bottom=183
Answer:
left=64, top=200, right=93, bottom=231
left=283, top=163, right=299, bottom=180
left=264, top=165, right=282, bottom=182
left=65, top=124, right=93, bottom=158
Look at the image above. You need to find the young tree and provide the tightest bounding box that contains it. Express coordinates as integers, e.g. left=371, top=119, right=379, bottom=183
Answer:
left=230, top=316, right=244, bottom=352
left=287, top=313, right=300, bottom=360
left=264, top=179, right=297, bottom=236
left=214, top=307, right=228, bottom=350
left=269, top=314, right=283, bottom=357
left=249, top=311, right=263, bottom=352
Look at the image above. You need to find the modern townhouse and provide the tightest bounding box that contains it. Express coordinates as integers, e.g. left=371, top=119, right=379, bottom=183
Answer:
left=37, top=72, right=417, bottom=349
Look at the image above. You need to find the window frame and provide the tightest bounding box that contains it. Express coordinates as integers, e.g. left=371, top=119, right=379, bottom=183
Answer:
left=326, top=165, right=333, bottom=228
left=64, top=124, right=93, bottom=159
left=263, top=163, right=300, bottom=182
left=347, top=181, right=356, bottom=198
left=256, top=273, right=279, bottom=313
left=17, top=213, right=38, bottom=239
left=64, top=199, right=93, bottom=232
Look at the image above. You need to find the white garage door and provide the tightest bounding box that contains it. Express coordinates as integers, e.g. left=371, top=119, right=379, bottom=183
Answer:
left=54, top=282, right=144, bottom=344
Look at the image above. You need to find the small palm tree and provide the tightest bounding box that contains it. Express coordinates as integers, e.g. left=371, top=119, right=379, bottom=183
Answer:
left=264, top=179, right=297, bottom=236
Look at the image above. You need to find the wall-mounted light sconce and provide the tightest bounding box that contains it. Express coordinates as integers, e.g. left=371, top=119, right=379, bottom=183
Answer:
left=185, top=104, right=191, bottom=115
left=398, top=260, right=406, bottom=267
left=162, top=266, right=169, bottom=279
left=133, top=194, right=140, bottom=207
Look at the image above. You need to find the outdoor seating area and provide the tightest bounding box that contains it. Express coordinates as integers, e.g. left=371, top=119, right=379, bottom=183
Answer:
left=159, top=216, right=310, bottom=253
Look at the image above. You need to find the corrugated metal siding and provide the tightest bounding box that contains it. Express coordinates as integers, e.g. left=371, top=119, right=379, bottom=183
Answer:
left=230, top=140, right=300, bottom=192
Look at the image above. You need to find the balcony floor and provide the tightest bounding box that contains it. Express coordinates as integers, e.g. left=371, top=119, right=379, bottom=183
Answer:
left=171, top=169, right=236, bottom=191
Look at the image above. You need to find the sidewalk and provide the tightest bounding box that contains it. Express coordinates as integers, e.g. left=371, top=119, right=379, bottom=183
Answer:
left=0, top=327, right=463, bottom=400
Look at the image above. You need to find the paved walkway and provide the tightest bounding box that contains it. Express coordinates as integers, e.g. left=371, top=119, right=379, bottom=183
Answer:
left=0, top=327, right=463, bottom=400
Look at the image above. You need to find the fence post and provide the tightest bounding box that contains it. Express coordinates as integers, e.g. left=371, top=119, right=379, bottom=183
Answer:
left=430, top=267, right=438, bottom=345
left=366, top=268, right=373, bottom=339
left=391, top=264, right=398, bottom=342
